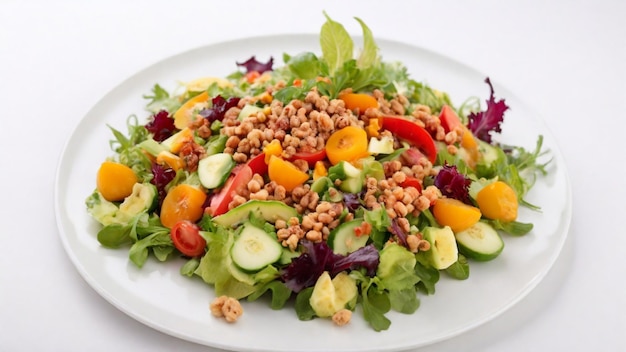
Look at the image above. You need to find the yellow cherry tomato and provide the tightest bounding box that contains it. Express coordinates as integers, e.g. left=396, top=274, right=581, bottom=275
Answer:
left=339, top=93, right=378, bottom=114
left=325, top=126, right=369, bottom=165
left=160, top=184, right=207, bottom=229
left=432, top=198, right=482, bottom=233
left=476, top=181, right=518, bottom=222
left=96, top=161, right=138, bottom=202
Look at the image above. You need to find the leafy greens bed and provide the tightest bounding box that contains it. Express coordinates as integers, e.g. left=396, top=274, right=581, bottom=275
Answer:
left=85, top=14, right=549, bottom=331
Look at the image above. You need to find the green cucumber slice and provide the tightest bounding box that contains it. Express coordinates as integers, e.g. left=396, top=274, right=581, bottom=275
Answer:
left=230, top=223, right=282, bottom=271
left=197, top=153, right=235, bottom=189
left=455, top=221, right=504, bottom=261
left=328, top=219, right=369, bottom=255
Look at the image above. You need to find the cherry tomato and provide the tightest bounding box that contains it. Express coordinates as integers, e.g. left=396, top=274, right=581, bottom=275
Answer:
left=160, top=184, right=206, bottom=229
left=247, top=153, right=268, bottom=175
left=207, top=164, right=253, bottom=216
left=171, top=220, right=206, bottom=257
left=381, top=116, right=437, bottom=164
left=439, top=105, right=462, bottom=133
left=399, top=176, right=423, bottom=192
left=287, top=149, right=327, bottom=168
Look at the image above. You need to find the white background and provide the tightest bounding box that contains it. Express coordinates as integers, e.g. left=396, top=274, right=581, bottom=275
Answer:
left=1, top=0, right=625, bottom=351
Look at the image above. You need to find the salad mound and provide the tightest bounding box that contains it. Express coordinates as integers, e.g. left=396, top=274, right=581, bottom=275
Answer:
left=85, top=14, right=549, bottom=331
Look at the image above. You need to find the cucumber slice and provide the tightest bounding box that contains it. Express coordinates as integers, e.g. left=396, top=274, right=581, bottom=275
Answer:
left=455, top=221, right=504, bottom=261
left=230, top=223, right=282, bottom=271
left=212, top=200, right=298, bottom=227
left=197, top=153, right=235, bottom=189
left=328, top=219, right=369, bottom=255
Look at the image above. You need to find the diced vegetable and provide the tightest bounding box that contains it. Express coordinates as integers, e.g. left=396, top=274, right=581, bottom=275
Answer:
left=197, top=153, right=235, bottom=189
left=417, top=226, right=458, bottom=270
left=118, top=183, right=158, bottom=217
left=475, top=180, right=518, bottom=222
left=96, top=161, right=138, bottom=202
left=171, top=220, right=206, bottom=257
left=339, top=92, right=378, bottom=114
left=207, top=164, right=253, bottom=217
left=380, top=116, right=437, bottom=164
left=267, top=155, right=309, bottom=192
left=455, top=221, right=504, bottom=261
left=173, top=91, right=209, bottom=129
left=329, top=219, right=369, bottom=255
left=231, top=222, right=283, bottom=271
left=309, top=271, right=357, bottom=317
left=212, top=200, right=298, bottom=228
left=160, top=184, right=207, bottom=228
left=325, top=126, right=369, bottom=165
left=432, top=198, right=481, bottom=233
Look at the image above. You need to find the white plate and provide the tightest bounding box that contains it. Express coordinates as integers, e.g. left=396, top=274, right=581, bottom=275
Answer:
left=54, top=34, right=572, bottom=352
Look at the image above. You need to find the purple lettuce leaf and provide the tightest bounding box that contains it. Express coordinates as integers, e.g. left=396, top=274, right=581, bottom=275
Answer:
left=199, top=95, right=241, bottom=123
left=281, top=241, right=380, bottom=292
left=145, top=110, right=176, bottom=142
left=236, top=56, right=274, bottom=74
left=433, top=164, right=472, bottom=204
left=467, top=77, right=509, bottom=144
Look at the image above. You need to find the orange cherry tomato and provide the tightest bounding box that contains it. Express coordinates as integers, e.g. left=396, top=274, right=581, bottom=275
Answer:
left=160, top=184, right=207, bottom=228
left=476, top=181, right=518, bottom=222
left=96, top=161, right=138, bottom=202
left=432, top=198, right=481, bottom=233
left=325, top=126, right=369, bottom=165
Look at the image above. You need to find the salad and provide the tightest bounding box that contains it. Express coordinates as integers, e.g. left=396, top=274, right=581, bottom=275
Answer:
left=85, top=14, right=549, bottom=331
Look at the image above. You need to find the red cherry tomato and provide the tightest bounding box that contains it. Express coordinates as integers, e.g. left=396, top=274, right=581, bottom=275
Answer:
left=247, top=153, right=268, bottom=175
left=170, top=220, right=206, bottom=257
left=439, top=105, right=462, bottom=133
left=400, top=176, right=423, bottom=192
left=207, top=164, right=253, bottom=216
left=287, top=149, right=327, bottom=168
left=381, top=116, right=437, bottom=164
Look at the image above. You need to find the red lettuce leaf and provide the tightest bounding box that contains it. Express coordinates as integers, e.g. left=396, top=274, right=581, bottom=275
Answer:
left=236, top=56, right=274, bottom=74
left=467, top=77, right=509, bottom=144
left=145, top=110, right=176, bottom=142
left=433, top=164, right=472, bottom=204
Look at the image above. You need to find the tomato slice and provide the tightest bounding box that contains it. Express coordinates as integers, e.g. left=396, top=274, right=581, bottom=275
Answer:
left=171, top=220, right=206, bottom=257
left=207, top=164, right=253, bottom=216
left=287, top=149, right=327, bottom=168
left=381, top=116, right=437, bottom=164
left=247, top=153, right=268, bottom=175
left=399, top=176, right=423, bottom=192
left=439, top=105, right=462, bottom=133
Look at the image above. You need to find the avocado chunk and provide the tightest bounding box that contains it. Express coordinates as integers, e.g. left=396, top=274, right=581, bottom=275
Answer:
left=212, top=200, right=298, bottom=228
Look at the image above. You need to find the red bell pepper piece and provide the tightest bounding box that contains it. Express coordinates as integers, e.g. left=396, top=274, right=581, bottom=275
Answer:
left=381, top=116, right=437, bottom=164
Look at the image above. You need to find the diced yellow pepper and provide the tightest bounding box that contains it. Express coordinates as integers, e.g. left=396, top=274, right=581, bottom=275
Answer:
left=156, top=151, right=184, bottom=171
left=366, top=118, right=381, bottom=138
left=313, top=161, right=328, bottom=180
left=264, top=140, right=284, bottom=164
